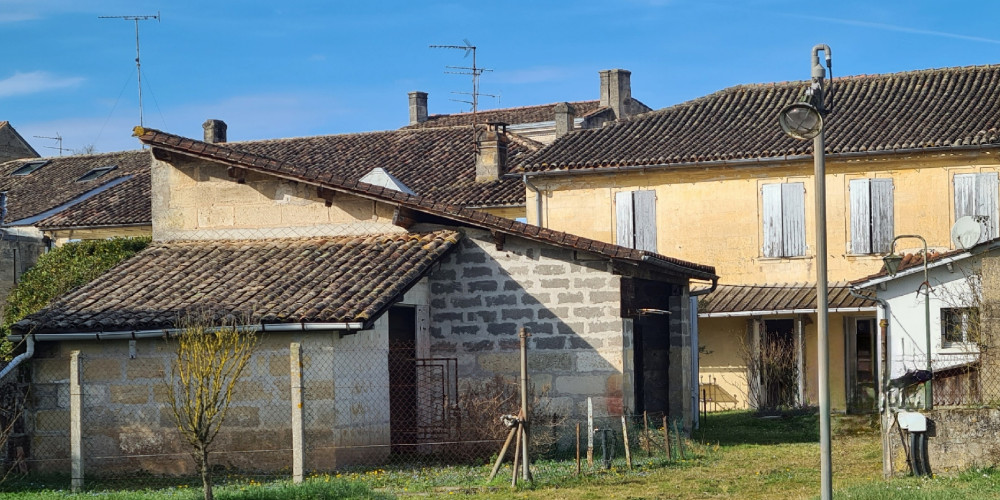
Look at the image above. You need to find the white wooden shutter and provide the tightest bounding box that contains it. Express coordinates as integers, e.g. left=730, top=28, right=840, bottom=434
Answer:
left=955, top=173, right=976, bottom=220
left=633, top=190, right=657, bottom=252
left=616, top=191, right=635, bottom=248
left=762, top=184, right=783, bottom=257
left=782, top=183, right=806, bottom=257
left=976, top=173, right=998, bottom=242
left=871, top=178, right=894, bottom=253
left=849, top=179, right=872, bottom=254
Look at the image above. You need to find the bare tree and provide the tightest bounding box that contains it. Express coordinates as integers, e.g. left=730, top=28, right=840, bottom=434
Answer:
left=164, top=313, right=256, bottom=500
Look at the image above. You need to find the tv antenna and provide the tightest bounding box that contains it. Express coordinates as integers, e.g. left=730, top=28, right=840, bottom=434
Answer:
left=33, top=134, right=64, bottom=156
left=430, top=39, right=493, bottom=151
left=99, top=12, right=160, bottom=128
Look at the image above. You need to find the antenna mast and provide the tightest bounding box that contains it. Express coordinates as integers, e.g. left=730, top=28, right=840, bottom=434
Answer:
left=430, top=40, right=492, bottom=152
left=34, top=134, right=64, bottom=156
left=99, top=12, right=160, bottom=128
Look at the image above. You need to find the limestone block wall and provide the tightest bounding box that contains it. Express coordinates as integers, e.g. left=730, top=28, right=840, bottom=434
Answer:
left=150, top=158, right=403, bottom=241
left=46, top=226, right=151, bottom=247
left=886, top=408, right=1000, bottom=475
left=0, top=235, right=46, bottom=322
left=426, top=227, right=628, bottom=419
left=25, top=329, right=390, bottom=475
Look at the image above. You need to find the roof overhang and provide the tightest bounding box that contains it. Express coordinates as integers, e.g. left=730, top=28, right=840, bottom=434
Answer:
left=7, top=321, right=367, bottom=343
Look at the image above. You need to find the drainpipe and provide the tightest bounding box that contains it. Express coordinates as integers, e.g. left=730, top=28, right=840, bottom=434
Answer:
left=522, top=175, right=543, bottom=227
left=0, top=335, right=35, bottom=382
left=850, top=286, right=893, bottom=479
left=688, top=278, right=719, bottom=429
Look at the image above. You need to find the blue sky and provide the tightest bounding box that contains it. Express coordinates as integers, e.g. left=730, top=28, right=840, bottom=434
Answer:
left=2, top=0, right=1000, bottom=154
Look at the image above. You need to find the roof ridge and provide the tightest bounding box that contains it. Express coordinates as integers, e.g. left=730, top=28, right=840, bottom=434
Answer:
left=424, top=99, right=600, bottom=120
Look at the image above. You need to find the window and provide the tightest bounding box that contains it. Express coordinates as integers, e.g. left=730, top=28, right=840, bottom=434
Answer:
left=850, top=178, right=894, bottom=254
left=10, top=160, right=48, bottom=176
left=615, top=190, right=656, bottom=252
left=77, top=164, right=117, bottom=182
left=761, top=182, right=805, bottom=257
left=942, top=307, right=978, bottom=344
left=954, top=172, right=998, bottom=243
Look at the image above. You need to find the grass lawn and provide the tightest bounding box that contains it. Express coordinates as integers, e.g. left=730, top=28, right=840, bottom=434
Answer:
left=4, top=411, right=1000, bottom=499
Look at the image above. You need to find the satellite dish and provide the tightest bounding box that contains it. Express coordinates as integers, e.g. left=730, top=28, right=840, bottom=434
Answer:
left=951, top=216, right=982, bottom=249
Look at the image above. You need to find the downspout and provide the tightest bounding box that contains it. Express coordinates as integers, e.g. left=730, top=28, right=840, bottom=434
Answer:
left=688, top=278, right=719, bottom=429
left=522, top=174, right=543, bottom=227
left=0, top=336, right=35, bottom=382
left=850, top=286, right=892, bottom=479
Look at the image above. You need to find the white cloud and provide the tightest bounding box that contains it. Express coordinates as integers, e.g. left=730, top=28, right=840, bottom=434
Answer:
left=0, top=71, right=85, bottom=97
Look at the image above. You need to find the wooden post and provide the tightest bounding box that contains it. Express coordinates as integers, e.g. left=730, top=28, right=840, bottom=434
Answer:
left=489, top=426, right=518, bottom=481
left=587, top=397, right=594, bottom=467
left=663, top=415, right=670, bottom=459
left=290, top=343, right=304, bottom=483
left=575, top=423, right=581, bottom=476
left=70, top=351, right=83, bottom=493
left=673, top=420, right=684, bottom=459
left=510, top=423, right=522, bottom=488
left=643, top=411, right=651, bottom=456
left=518, top=328, right=532, bottom=483
left=621, top=416, right=632, bottom=470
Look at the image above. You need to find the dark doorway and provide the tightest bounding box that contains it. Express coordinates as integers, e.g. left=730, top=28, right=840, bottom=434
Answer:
left=760, top=319, right=796, bottom=409
left=388, top=305, right=417, bottom=453
left=847, top=318, right=877, bottom=414
left=622, top=278, right=678, bottom=415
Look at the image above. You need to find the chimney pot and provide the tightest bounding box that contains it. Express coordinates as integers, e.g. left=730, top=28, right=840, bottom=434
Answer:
left=409, top=91, right=428, bottom=125
left=203, top=119, right=227, bottom=143
left=554, top=102, right=575, bottom=138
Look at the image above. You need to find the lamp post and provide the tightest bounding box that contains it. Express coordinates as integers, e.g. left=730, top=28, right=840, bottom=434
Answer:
left=882, top=235, right=933, bottom=410
left=778, top=44, right=832, bottom=500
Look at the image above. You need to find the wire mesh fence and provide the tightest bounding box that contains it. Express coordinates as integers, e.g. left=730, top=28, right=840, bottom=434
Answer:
left=0, top=336, right=692, bottom=492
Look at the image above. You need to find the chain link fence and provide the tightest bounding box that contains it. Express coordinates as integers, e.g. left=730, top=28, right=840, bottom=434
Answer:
left=0, top=336, right=690, bottom=492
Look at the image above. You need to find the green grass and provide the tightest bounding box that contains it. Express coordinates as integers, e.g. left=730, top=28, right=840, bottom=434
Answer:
left=2, top=411, right=998, bottom=499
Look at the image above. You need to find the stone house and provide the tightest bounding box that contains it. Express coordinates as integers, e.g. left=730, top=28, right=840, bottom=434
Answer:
left=5, top=126, right=715, bottom=474
left=514, top=64, right=1000, bottom=414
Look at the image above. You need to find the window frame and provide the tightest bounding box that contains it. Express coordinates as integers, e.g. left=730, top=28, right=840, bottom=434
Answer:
left=76, top=164, right=118, bottom=182
left=941, top=307, right=978, bottom=345
left=10, top=160, right=48, bottom=176
left=954, top=172, right=999, bottom=244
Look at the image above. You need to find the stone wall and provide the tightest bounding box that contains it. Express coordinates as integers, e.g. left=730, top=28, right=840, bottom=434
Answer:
left=886, top=408, right=1000, bottom=475
left=0, top=234, right=46, bottom=323
left=427, top=227, right=630, bottom=420
left=25, top=328, right=391, bottom=475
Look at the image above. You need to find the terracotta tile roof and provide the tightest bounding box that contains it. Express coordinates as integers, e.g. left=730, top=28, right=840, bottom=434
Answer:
left=850, top=249, right=967, bottom=285
left=36, top=170, right=151, bottom=229
left=224, top=126, right=533, bottom=207
left=0, top=150, right=149, bottom=225
left=518, top=65, right=1000, bottom=173
left=134, top=127, right=717, bottom=281
left=402, top=100, right=602, bottom=129
left=698, top=283, right=876, bottom=316
left=13, top=231, right=460, bottom=335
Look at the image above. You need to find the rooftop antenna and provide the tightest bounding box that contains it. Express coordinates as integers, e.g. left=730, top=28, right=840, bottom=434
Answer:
left=33, top=134, right=64, bottom=156
left=430, top=39, right=493, bottom=152
left=99, top=12, right=160, bottom=128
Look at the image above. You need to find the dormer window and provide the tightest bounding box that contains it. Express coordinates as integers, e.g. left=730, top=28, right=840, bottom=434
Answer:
left=77, top=165, right=117, bottom=182
left=10, top=160, right=48, bottom=176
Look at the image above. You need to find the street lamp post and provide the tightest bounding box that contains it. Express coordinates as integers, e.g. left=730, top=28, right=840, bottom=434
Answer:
left=882, top=235, right=933, bottom=410
left=778, top=44, right=833, bottom=500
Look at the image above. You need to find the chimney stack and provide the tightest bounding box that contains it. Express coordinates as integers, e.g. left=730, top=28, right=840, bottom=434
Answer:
left=203, top=119, right=227, bottom=144
left=554, top=102, right=575, bottom=138
left=409, top=91, right=428, bottom=125
left=599, top=69, right=633, bottom=120
left=476, top=122, right=508, bottom=182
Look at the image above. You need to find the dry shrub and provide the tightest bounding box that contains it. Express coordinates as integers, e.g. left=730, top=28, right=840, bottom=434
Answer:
left=0, top=378, right=26, bottom=483
left=739, top=333, right=799, bottom=412
left=455, top=375, right=565, bottom=460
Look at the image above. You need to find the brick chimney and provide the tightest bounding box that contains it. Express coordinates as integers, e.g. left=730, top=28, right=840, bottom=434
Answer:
left=203, top=119, right=227, bottom=143
left=554, top=102, right=575, bottom=138
left=409, top=91, right=428, bottom=125
left=599, top=69, right=633, bottom=120
left=476, top=122, right=508, bottom=182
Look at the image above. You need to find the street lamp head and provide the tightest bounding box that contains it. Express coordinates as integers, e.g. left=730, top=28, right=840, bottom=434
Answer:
left=883, top=252, right=903, bottom=277
left=779, top=102, right=824, bottom=140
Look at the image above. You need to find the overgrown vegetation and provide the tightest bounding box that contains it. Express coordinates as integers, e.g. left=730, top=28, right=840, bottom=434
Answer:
left=165, top=312, right=257, bottom=500
left=0, top=237, right=150, bottom=358
left=739, top=332, right=800, bottom=412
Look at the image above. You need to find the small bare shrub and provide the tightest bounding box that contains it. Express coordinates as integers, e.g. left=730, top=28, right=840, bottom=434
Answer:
left=739, top=333, right=799, bottom=412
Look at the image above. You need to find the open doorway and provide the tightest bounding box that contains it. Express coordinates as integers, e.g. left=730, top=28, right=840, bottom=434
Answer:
left=846, top=317, right=877, bottom=413
left=758, top=319, right=797, bottom=409
left=388, top=305, right=417, bottom=453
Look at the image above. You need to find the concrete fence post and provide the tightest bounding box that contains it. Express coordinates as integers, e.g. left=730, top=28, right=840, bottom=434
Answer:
left=290, top=342, right=304, bottom=483
left=70, top=351, right=83, bottom=492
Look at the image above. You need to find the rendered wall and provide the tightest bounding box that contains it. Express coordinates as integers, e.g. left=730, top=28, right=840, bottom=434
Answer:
left=46, top=226, right=152, bottom=247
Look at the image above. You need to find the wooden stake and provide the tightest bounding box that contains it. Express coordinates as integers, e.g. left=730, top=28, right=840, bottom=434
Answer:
left=488, top=425, right=518, bottom=481
left=511, top=422, right=522, bottom=487
left=587, top=397, right=594, bottom=467
left=621, top=416, right=632, bottom=470
left=663, top=415, right=670, bottom=459
left=643, top=411, right=651, bottom=456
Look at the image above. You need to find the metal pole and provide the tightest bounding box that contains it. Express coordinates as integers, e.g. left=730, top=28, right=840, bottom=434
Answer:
left=814, top=102, right=833, bottom=500
left=519, top=328, right=531, bottom=482
left=922, top=240, right=933, bottom=410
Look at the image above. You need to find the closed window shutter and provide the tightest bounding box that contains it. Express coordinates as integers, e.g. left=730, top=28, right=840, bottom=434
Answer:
left=976, top=173, right=998, bottom=242
left=871, top=178, right=894, bottom=253
left=782, top=183, right=806, bottom=257
left=849, top=179, right=872, bottom=254
left=633, top=190, right=657, bottom=252
left=762, top=184, right=783, bottom=257
left=616, top=191, right=635, bottom=248
left=955, top=173, right=976, bottom=220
